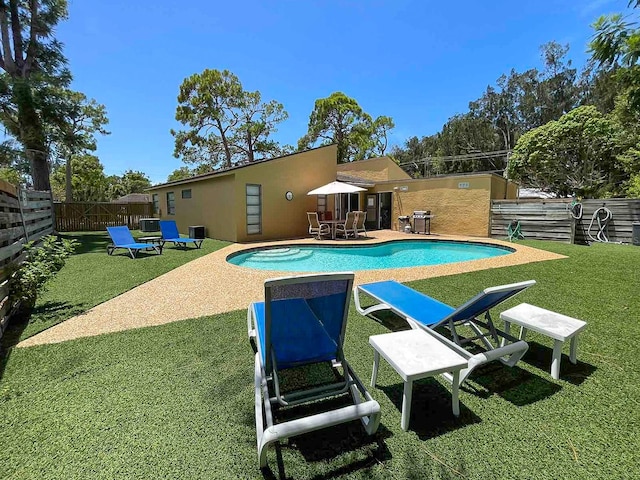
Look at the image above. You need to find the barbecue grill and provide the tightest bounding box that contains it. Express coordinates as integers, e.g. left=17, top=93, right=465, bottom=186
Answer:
left=412, top=210, right=432, bottom=235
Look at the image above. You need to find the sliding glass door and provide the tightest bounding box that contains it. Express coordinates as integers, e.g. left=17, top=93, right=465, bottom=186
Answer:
left=336, top=193, right=360, bottom=219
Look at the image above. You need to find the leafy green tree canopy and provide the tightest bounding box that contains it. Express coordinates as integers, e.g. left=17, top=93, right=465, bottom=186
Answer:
left=507, top=106, right=623, bottom=197
left=0, top=0, right=71, bottom=190
left=298, top=92, right=394, bottom=163
left=590, top=2, right=640, bottom=111
left=167, top=167, right=194, bottom=182
left=171, top=69, right=288, bottom=171
left=49, top=89, right=109, bottom=201
left=0, top=165, right=23, bottom=185
left=51, top=154, right=107, bottom=202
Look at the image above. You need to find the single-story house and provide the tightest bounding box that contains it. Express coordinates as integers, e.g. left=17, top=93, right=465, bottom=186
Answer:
left=147, top=145, right=518, bottom=242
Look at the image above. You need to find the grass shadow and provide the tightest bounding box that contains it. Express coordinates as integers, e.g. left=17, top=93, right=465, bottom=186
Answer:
left=254, top=363, right=393, bottom=479
left=0, top=300, right=85, bottom=367
left=379, top=380, right=481, bottom=439
left=521, top=341, right=597, bottom=385
left=0, top=306, right=32, bottom=381
left=367, top=310, right=412, bottom=332
left=465, top=362, right=562, bottom=405
left=361, top=310, right=562, bottom=406
left=59, top=232, right=111, bottom=254
left=264, top=411, right=392, bottom=480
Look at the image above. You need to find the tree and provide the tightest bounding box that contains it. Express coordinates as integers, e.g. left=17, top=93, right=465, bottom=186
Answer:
left=234, top=91, right=288, bottom=163
left=298, top=92, right=394, bottom=163
left=507, top=106, right=622, bottom=197
left=119, top=170, right=151, bottom=194
left=167, top=166, right=193, bottom=182
left=51, top=154, right=107, bottom=201
left=433, top=114, right=503, bottom=173
left=371, top=116, right=395, bottom=156
left=171, top=69, right=288, bottom=170
left=0, top=165, right=22, bottom=184
left=103, top=170, right=151, bottom=200
left=0, top=0, right=71, bottom=191
left=590, top=3, right=640, bottom=111
left=537, top=42, right=579, bottom=124
left=50, top=90, right=109, bottom=201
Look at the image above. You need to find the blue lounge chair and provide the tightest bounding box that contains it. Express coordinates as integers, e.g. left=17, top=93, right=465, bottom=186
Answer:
left=354, top=279, right=535, bottom=385
left=159, top=220, right=203, bottom=249
left=106, top=226, right=161, bottom=259
left=248, top=272, right=381, bottom=469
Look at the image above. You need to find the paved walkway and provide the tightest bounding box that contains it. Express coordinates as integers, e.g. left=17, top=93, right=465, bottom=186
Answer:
left=18, top=231, right=564, bottom=347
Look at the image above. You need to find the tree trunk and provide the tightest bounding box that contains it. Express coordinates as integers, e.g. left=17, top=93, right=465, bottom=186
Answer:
left=14, top=79, right=50, bottom=190
left=65, top=155, right=72, bottom=201
left=215, top=118, right=232, bottom=168
left=26, top=147, right=50, bottom=191
left=246, top=131, right=254, bottom=163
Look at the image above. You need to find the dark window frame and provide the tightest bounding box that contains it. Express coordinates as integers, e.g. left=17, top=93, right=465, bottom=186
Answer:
left=152, top=193, right=159, bottom=214
left=181, top=189, right=192, bottom=199
left=246, top=184, right=262, bottom=235
left=167, top=191, right=175, bottom=215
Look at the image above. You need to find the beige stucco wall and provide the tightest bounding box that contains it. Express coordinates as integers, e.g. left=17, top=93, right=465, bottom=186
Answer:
left=153, top=173, right=237, bottom=241
left=233, top=145, right=337, bottom=242
left=337, top=156, right=410, bottom=182
left=150, top=145, right=338, bottom=242
left=490, top=175, right=518, bottom=200
left=373, top=175, right=496, bottom=237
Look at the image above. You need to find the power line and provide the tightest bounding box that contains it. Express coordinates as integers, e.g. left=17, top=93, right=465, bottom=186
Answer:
left=398, top=149, right=511, bottom=167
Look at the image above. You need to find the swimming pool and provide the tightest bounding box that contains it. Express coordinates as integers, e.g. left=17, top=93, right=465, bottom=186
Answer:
left=227, top=240, right=512, bottom=272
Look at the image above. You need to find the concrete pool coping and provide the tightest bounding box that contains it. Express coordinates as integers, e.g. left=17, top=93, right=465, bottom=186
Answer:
left=18, top=230, right=565, bottom=347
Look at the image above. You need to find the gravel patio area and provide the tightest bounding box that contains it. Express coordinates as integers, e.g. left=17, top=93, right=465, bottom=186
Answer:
left=18, top=230, right=564, bottom=347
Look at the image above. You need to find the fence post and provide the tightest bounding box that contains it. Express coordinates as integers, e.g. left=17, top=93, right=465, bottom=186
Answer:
left=49, top=191, right=57, bottom=234
left=17, top=186, right=29, bottom=242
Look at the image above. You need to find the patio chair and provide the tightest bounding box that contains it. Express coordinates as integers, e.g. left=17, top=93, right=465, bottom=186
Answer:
left=354, top=279, right=536, bottom=385
left=354, top=211, right=368, bottom=238
left=159, top=220, right=203, bottom=249
left=307, top=212, right=330, bottom=240
left=106, top=226, right=161, bottom=259
left=335, top=211, right=357, bottom=239
left=248, top=272, right=381, bottom=469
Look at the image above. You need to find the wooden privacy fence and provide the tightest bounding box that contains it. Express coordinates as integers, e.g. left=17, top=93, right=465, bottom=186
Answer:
left=491, top=198, right=640, bottom=244
left=55, top=202, right=153, bottom=231
left=0, top=181, right=55, bottom=338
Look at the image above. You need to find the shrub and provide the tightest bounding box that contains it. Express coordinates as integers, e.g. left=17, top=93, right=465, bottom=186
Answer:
left=9, top=235, right=78, bottom=307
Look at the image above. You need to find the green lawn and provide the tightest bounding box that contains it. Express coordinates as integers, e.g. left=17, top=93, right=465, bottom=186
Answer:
left=1, top=240, right=639, bottom=479
left=11, top=231, right=230, bottom=342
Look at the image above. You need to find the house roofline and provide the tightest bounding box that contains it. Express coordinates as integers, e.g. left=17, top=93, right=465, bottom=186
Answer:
left=148, top=144, right=337, bottom=191
left=373, top=171, right=510, bottom=184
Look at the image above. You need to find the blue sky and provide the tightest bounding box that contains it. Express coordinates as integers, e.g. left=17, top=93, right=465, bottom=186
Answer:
left=57, top=0, right=627, bottom=184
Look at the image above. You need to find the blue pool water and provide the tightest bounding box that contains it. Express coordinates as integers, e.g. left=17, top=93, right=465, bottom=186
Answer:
left=227, top=240, right=512, bottom=272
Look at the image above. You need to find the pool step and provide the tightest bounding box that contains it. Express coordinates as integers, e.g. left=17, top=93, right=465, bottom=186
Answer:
left=250, top=248, right=313, bottom=262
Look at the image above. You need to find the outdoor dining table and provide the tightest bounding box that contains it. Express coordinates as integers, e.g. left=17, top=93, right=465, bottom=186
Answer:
left=320, top=219, right=343, bottom=240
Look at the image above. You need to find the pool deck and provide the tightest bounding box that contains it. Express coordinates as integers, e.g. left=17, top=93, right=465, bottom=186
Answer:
left=19, top=231, right=565, bottom=347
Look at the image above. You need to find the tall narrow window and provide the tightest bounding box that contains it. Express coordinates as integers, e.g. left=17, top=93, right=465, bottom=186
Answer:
left=246, top=184, right=261, bottom=234
left=167, top=192, right=175, bottom=215
left=152, top=194, right=159, bottom=214
left=317, top=194, right=327, bottom=212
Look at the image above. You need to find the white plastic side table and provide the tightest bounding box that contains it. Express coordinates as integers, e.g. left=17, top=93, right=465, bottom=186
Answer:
left=500, top=303, right=587, bottom=380
left=369, top=329, right=468, bottom=431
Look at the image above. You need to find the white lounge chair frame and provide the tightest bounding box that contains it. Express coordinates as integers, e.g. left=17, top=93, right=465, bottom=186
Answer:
left=354, top=280, right=535, bottom=386
left=248, top=273, right=381, bottom=469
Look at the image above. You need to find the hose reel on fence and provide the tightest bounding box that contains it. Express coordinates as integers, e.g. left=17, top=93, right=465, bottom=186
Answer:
left=570, top=200, right=613, bottom=243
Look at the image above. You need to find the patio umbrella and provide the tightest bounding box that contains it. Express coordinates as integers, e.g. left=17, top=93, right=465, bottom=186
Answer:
left=307, top=181, right=367, bottom=195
